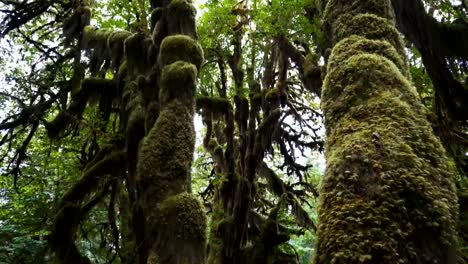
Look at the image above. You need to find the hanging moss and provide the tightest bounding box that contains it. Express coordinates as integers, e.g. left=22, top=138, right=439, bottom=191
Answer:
left=195, top=96, right=231, bottom=114
left=70, top=63, right=85, bottom=97
left=167, top=0, right=198, bottom=38
left=83, top=26, right=113, bottom=49
left=160, top=61, right=197, bottom=107
left=323, top=0, right=393, bottom=27
left=159, top=35, right=204, bottom=70
left=124, top=33, right=153, bottom=77
left=107, top=30, right=132, bottom=68
left=155, top=192, right=207, bottom=264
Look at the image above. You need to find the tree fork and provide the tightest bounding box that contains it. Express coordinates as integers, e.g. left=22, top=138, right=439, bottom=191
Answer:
left=315, top=0, right=458, bottom=263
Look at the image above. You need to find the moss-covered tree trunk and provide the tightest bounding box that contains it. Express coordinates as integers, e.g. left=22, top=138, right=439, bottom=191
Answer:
left=136, top=1, right=207, bottom=263
left=315, top=0, right=458, bottom=263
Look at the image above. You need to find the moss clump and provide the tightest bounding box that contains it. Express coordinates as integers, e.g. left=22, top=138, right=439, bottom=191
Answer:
left=156, top=192, right=207, bottom=264
left=167, top=0, right=198, bottom=38
left=159, top=35, right=204, bottom=70
left=322, top=54, right=420, bottom=129
left=332, top=14, right=405, bottom=56
left=160, top=61, right=197, bottom=107
left=328, top=35, right=407, bottom=76
left=323, top=0, right=393, bottom=28
left=137, top=100, right=195, bottom=212
left=107, top=30, right=132, bottom=68
left=83, top=27, right=113, bottom=49
left=316, top=90, right=457, bottom=262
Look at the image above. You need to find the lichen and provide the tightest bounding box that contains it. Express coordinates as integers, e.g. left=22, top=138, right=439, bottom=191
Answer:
left=322, top=54, right=419, bottom=129
left=155, top=192, right=207, bottom=264
left=158, top=35, right=204, bottom=70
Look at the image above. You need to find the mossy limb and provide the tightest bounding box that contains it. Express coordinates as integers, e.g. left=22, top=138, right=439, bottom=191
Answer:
left=159, top=35, right=204, bottom=70
left=332, top=13, right=405, bottom=57
left=328, top=35, right=407, bottom=76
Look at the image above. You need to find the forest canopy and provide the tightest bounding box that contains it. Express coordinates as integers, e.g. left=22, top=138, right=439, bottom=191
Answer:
left=0, top=0, right=467, bottom=263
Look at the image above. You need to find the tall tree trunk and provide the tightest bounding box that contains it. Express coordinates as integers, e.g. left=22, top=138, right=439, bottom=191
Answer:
left=315, top=0, right=458, bottom=263
left=136, top=0, right=206, bottom=263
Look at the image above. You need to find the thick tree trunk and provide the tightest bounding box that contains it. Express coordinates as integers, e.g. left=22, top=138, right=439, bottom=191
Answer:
left=315, top=0, right=458, bottom=263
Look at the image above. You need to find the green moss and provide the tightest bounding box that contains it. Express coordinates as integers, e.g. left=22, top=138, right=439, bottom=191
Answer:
left=322, top=53, right=419, bottom=128
left=168, top=0, right=196, bottom=18
left=332, top=14, right=405, bottom=56
left=108, top=30, right=132, bottom=48
left=137, top=100, right=195, bottom=210
left=160, top=61, right=197, bottom=107
left=159, top=35, right=204, bottom=70
left=328, top=35, right=407, bottom=76
left=83, top=27, right=113, bottom=50
left=166, top=0, right=198, bottom=38
left=323, top=0, right=393, bottom=28
left=107, top=30, right=132, bottom=67
left=158, top=193, right=207, bottom=242
left=156, top=192, right=207, bottom=264
left=316, top=4, right=458, bottom=260
left=316, top=89, right=457, bottom=262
